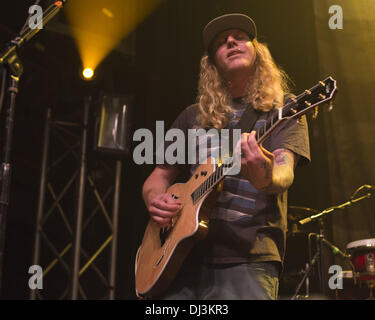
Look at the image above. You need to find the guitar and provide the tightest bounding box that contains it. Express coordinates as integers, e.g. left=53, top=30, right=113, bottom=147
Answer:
left=135, top=76, right=338, bottom=298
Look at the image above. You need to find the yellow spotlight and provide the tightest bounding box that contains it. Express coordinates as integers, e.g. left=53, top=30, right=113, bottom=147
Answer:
left=82, top=67, right=94, bottom=80
left=66, top=0, right=164, bottom=73
left=102, top=8, right=114, bottom=19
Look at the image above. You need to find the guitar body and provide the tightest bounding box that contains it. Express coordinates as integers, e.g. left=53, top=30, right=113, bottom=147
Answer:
left=135, top=159, right=219, bottom=298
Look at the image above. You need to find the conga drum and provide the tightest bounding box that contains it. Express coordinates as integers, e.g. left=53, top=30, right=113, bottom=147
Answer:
left=346, top=239, right=375, bottom=299
left=346, top=239, right=375, bottom=280
left=335, top=270, right=375, bottom=300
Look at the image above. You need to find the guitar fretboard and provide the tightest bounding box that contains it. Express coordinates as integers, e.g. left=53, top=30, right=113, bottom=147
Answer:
left=191, top=164, right=227, bottom=204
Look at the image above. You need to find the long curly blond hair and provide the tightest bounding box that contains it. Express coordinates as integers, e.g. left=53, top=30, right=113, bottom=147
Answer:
left=197, top=39, right=292, bottom=129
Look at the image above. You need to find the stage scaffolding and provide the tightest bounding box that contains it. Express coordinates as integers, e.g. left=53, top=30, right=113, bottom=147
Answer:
left=30, top=99, right=122, bottom=299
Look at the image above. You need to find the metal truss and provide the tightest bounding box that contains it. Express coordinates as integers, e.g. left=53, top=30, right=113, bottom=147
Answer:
left=30, top=99, right=121, bottom=299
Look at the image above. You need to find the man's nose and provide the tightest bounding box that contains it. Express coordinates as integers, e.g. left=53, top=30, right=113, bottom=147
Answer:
left=226, top=35, right=237, bottom=47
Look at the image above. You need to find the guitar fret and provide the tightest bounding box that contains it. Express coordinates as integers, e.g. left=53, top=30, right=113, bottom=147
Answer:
left=191, top=164, right=222, bottom=204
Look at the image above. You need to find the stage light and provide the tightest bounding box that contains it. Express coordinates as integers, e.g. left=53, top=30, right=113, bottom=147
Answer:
left=102, top=8, right=114, bottom=19
left=82, top=67, right=94, bottom=80
left=65, top=0, right=163, bottom=73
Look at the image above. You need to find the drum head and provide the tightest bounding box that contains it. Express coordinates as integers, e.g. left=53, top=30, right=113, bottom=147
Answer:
left=346, top=239, right=375, bottom=250
left=339, top=270, right=353, bottom=279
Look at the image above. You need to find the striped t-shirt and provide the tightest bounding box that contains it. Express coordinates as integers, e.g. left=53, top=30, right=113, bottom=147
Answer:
left=164, top=99, right=310, bottom=264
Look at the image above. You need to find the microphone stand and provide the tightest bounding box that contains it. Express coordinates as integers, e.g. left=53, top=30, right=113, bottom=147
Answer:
left=291, top=240, right=321, bottom=300
left=291, top=185, right=373, bottom=299
left=298, top=185, right=374, bottom=225
left=291, top=232, right=350, bottom=300
left=0, top=0, right=68, bottom=293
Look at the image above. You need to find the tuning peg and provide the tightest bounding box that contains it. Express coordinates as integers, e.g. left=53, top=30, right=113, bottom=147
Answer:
left=327, top=100, right=334, bottom=112
left=312, top=106, right=319, bottom=119
left=216, top=181, right=224, bottom=192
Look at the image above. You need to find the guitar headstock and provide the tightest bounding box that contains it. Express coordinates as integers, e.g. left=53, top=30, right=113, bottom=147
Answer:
left=283, top=76, right=338, bottom=119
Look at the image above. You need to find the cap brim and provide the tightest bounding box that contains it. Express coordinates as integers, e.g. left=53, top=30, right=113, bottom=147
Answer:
left=203, top=13, right=257, bottom=52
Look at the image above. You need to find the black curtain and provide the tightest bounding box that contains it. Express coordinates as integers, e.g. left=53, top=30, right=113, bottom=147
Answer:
left=313, top=0, right=375, bottom=263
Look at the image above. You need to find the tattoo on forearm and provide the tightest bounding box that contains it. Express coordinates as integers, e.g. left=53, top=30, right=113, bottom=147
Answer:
left=259, top=149, right=295, bottom=194
left=274, top=149, right=292, bottom=166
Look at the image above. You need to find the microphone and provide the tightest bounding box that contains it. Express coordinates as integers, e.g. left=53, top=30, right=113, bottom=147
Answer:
left=298, top=217, right=312, bottom=225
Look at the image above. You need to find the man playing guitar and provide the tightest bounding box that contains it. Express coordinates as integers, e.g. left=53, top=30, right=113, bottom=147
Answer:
left=141, top=13, right=310, bottom=300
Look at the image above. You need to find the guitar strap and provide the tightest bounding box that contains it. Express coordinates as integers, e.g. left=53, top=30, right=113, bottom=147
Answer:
left=233, top=103, right=261, bottom=132
left=234, top=94, right=296, bottom=132
left=227, top=103, right=261, bottom=155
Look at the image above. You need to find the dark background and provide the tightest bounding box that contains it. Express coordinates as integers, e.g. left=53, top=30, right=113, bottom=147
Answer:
left=0, top=0, right=374, bottom=299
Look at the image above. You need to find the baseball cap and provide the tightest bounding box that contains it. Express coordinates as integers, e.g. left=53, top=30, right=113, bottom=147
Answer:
left=202, top=13, right=257, bottom=52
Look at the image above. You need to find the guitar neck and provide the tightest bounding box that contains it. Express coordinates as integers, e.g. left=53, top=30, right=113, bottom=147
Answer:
left=190, top=76, right=337, bottom=205
left=255, top=89, right=316, bottom=144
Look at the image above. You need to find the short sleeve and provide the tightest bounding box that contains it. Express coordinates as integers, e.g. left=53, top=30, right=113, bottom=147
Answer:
left=154, top=104, right=199, bottom=176
left=268, top=114, right=311, bottom=166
